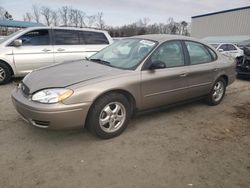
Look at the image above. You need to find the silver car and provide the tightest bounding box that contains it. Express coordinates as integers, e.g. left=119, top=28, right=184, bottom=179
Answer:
left=0, top=27, right=113, bottom=84
left=12, top=34, right=236, bottom=139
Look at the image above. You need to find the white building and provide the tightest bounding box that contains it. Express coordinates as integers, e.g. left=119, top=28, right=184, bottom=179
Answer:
left=191, top=6, right=250, bottom=39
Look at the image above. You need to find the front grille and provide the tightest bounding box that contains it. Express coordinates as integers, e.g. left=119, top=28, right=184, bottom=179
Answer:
left=21, top=83, right=30, bottom=96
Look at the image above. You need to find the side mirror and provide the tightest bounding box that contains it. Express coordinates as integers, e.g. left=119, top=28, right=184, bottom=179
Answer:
left=218, top=48, right=224, bottom=52
left=149, top=61, right=166, bottom=70
left=13, top=39, right=22, bottom=47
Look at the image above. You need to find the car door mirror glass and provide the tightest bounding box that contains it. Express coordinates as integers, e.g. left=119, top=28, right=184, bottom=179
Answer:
left=149, top=61, right=166, bottom=70
left=13, top=39, right=22, bottom=47
left=218, top=48, right=224, bottom=52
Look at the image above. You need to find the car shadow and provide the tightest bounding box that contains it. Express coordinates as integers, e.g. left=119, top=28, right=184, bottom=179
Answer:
left=20, top=98, right=206, bottom=143
left=237, top=76, right=250, bottom=81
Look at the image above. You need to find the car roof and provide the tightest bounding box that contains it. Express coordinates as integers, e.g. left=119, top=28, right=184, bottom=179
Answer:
left=24, top=26, right=108, bottom=33
left=130, top=34, right=199, bottom=43
left=209, top=42, right=235, bottom=45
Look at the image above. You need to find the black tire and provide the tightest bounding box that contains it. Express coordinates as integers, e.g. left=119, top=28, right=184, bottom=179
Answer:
left=87, top=93, right=131, bottom=139
left=0, top=62, right=12, bottom=85
left=206, top=78, right=226, bottom=106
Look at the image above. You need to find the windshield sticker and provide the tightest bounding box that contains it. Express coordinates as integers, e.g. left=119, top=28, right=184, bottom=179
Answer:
left=140, top=40, right=155, bottom=46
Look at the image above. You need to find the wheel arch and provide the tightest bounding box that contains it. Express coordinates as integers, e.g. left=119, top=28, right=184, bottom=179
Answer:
left=218, top=74, right=228, bottom=86
left=86, top=89, right=137, bottom=122
left=0, top=59, right=14, bottom=76
left=96, top=89, right=136, bottom=114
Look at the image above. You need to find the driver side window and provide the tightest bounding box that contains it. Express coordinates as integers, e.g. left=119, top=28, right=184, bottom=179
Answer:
left=16, top=29, right=50, bottom=46
left=150, top=41, right=184, bottom=68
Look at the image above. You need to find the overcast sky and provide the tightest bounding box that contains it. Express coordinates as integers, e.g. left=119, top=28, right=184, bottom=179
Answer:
left=1, top=0, right=249, bottom=26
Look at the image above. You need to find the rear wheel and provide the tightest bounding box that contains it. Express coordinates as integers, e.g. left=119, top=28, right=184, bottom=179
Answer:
left=0, top=62, right=12, bottom=85
left=87, top=93, right=131, bottom=139
left=206, top=78, right=226, bottom=106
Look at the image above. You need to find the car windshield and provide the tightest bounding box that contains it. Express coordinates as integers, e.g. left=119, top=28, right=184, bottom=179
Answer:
left=89, top=38, right=157, bottom=70
left=210, top=43, right=219, bottom=49
left=0, top=29, right=23, bottom=44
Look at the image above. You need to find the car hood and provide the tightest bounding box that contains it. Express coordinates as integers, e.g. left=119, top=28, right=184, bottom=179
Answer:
left=23, top=60, right=125, bottom=93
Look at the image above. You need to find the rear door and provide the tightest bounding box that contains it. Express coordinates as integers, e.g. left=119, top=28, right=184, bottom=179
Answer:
left=53, top=29, right=110, bottom=64
left=53, top=29, right=84, bottom=64
left=12, top=29, right=54, bottom=75
left=227, top=44, right=240, bottom=58
left=218, top=44, right=232, bottom=57
left=79, top=30, right=110, bottom=57
left=141, top=40, right=189, bottom=109
left=183, top=41, right=218, bottom=98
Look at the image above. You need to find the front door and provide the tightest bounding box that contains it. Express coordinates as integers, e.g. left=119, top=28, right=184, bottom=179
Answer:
left=12, top=29, right=54, bottom=76
left=141, top=41, right=189, bottom=109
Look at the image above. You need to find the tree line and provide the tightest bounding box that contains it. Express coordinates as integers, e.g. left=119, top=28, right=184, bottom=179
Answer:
left=107, top=18, right=189, bottom=37
left=0, top=5, right=190, bottom=37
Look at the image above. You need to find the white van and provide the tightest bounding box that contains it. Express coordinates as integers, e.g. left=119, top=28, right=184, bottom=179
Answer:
left=0, top=27, right=113, bottom=84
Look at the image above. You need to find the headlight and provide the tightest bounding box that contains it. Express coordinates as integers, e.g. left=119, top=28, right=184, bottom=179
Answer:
left=32, top=88, right=73, bottom=104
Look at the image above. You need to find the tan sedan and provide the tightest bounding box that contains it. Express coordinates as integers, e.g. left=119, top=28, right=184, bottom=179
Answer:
left=12, top=35, right=236, bottom=139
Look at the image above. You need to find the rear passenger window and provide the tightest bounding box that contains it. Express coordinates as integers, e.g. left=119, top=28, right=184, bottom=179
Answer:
left=227, top=44, right=237, bottom=51
left=185, top=41, right=212, bottom=65
left=219, top=44, right=228, bottom=51
left=54, top=30, right=80, bottom=45
left=80, top=31, right=109, bottom=45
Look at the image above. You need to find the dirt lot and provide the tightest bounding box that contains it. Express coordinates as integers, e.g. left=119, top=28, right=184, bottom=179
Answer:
left=0, top=79, right=250, bottom=188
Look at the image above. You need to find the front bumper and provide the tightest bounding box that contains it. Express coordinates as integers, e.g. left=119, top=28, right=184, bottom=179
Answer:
left=11, top=88, right=91, bottom=130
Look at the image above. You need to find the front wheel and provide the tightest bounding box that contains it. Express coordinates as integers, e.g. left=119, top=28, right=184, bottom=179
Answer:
left=0, top=62, right=12, bottom=85
left=206, top=78, right=226, bottom=106
left=87, top=93, right=131, bottom=139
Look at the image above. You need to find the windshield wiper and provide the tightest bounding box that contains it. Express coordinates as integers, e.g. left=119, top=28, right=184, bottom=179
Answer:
left=89, top=58, right=113, bottom=67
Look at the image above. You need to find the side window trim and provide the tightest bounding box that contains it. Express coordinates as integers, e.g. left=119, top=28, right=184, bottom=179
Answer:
left=180, top=40, right=190, bottom=65
left=207, top=46, right=218, bottom=61
left=142, top=40, right=186, bottom=70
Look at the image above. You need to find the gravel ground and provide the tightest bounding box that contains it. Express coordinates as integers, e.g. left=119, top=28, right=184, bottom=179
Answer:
left=0, top=78, right=250, bottom=188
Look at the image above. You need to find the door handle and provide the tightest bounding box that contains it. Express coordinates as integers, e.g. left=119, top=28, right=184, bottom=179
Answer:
left=57, top=48, right=65, bottom=52
left=214, top=68, right=218, bottom=72
left=42, top=48, right=51, bottom=52
left=179, top=73, right=188, bottom=77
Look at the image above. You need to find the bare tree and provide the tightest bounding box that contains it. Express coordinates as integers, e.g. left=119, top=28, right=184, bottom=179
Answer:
left=86, top=15, right=96, bottom=28
left=136, top=17, right=150, bottom=27
left=4, top=11, right=13, bottom=20
left=41, top=6, right=53, bottom=26
left=78, top=11, right=86, bottom=28
left=69, top=8, right=80, bottom=27
left=52, top=11, right=59, bottom=26
left=0, top=6, right=6, bottom=19
left=59, top=6, right=70, bottom=26
left=32, top=4, right=40, bottom=23
left=107, top=17, right=190, bottom=37
left=0, top=7, right=13, bottom=35
left=23, top=12, right=32, bottom=22
left=180, top=21, right=188, bottom=35
left=167, top=17, right=180, bottom=34
left=95, top=12, right=105, bottom=29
